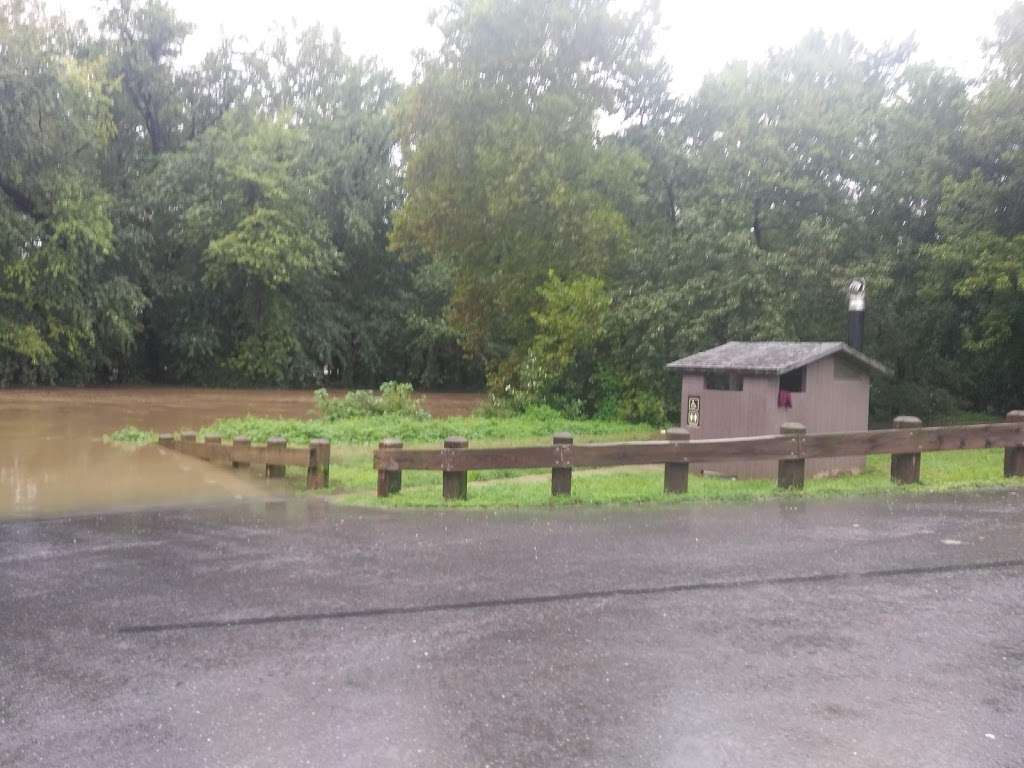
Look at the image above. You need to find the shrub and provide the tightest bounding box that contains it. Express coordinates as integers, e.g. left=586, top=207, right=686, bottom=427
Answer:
left=104, top=426, right=156, bottom=444
left=313, top=382, right=429, bottom=420
left=592, top=368, right=668, bottom=425
left=869, top=379, right=967, bottom=424
left=610, top=390, right=667, bottom=425
left=473, top=393, right=520, bottom=418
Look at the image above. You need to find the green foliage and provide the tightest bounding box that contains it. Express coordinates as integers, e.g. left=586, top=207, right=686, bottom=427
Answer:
left=202, top=409, right=650, bottom=448
left=520, top=273, right=610, bottom=402
left=0, top=1, right=144, bottom=384
left=142, top=114, right=334, bottom=384
left=4, top=0, right=1024, bottom=426
left=313, top=382, right=429, bottom=420
left=868, top=379, right=965, bottom=424
left=905, top=5, right=1024, bottom=412
left=391, top=0, right=654, bottom=375
left=593, top=370, right=668, bottom=425
left=45, top=1, right=476, bottom=390
left=103, top=425, right=156, bottom=444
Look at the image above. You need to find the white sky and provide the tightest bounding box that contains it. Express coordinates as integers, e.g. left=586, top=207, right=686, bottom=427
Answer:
left=52, top=0, right=1012, bottom=94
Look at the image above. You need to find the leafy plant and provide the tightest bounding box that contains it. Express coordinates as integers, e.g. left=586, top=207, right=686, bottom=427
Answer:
left=103, top=426, right=156, bottom=444
left=313, top=382, right=429, bottom=421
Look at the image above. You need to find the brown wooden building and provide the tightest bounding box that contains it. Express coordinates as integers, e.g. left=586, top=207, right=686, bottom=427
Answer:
left=666, top=341, right=890, bottom=479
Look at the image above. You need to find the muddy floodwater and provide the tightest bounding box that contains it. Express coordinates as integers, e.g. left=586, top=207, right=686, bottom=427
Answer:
left=0, top=387, right=482, bottom=519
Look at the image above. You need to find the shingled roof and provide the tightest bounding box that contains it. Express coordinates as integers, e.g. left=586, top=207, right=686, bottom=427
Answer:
left=666, top=341, right=891, bottom=377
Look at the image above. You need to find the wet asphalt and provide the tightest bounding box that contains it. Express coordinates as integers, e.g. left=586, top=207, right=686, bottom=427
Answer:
left=2, top=491, right=1024, bottom=767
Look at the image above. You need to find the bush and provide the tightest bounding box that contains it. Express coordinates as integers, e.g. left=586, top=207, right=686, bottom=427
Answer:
left=869, top=379, right=966, bottom=424
left=608, top=390, right=667, bottom=425
left=473, top=393, right=522, bottom=418
left=313, top=382, right=429, bottom=420
left=104, top=426, right=156, bottom=444
left=591, top=368, right=668, bottom=425
left=476, top=385, right=588, bottom=420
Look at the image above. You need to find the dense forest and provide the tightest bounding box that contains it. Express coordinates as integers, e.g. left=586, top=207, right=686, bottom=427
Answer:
left=2, top=0, right=1024, bottom=423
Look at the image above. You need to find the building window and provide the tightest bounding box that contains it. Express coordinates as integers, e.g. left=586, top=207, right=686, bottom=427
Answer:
left=779, top=366, right=806, bottom=393
left=834, top=357, right=862, bottom=381
left=705, top=372, right=743, bottom=391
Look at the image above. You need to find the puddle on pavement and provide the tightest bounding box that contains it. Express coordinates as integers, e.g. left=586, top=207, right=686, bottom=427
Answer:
left=0, top=387, right=481, bottom=520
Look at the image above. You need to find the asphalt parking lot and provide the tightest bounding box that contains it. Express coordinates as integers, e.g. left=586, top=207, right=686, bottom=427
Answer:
left=2, top=490, right=1023, bottom=767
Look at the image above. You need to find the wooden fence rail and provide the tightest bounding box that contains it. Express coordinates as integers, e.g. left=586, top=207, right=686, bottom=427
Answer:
left=158, top=433, right=331, bottom=490
left=373, top=411, right=1024, bottom=500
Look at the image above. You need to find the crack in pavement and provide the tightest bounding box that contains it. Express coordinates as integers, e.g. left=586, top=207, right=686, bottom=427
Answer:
left=116, top=558, right=1024, bottom=635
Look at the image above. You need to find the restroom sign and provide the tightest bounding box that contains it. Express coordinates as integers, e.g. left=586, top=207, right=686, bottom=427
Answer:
left=687, top=396, right=701, bottom=427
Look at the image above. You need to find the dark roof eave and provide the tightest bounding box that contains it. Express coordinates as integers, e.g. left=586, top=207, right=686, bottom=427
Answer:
left=832, top=346, right=893, bottom=377
left=665, top=363, right=779, bottom=376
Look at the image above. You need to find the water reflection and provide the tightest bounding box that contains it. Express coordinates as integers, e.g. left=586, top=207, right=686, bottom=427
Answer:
left=0, top=387, right=480, bottom=519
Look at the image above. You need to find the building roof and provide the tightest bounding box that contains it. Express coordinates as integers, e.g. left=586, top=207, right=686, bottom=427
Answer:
left=666, top=341, right=892, bottom=377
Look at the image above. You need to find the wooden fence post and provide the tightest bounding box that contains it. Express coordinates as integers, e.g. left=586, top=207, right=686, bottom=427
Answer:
left=306, top=439, right=331, bottom=489
left=377, top=439, right=403, bottom=497
left=552, top=432, right=573, bottom=496
left=232, top=437, right=251, bottom=469
left=362, top=418, right=1024, bottom=492
left=891, top=416, right=922, bottom=484
left=266, top=437, right=287, bottom=479
left=202, top=435, right=221, bottom=463
left=664, top=427, right=690, bottom=494
left=442, top=436, right=469, bottom=500
left=777, top=422, right=806, bottom=490
left=157, top=434, right=174, bottom=448
left=1005, top=411, right=1024, bottom=478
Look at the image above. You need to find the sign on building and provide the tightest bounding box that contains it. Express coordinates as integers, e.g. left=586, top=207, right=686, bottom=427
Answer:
left=687, top=396, right=700, bottom=427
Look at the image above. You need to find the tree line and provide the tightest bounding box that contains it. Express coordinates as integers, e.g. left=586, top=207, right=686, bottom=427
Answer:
left=2, top=0, right=1024, bottom=423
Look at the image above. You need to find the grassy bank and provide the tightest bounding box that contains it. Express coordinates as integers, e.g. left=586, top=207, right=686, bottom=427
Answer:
left=112, top=411, right=1024, bottom=509
left=196, top=411, right=659, bottom=499
left=202, top=411, right=651, bottom=446
left=217, top=428, right=1024, bottom=508
left=341, top=450, right=1024, bottom=508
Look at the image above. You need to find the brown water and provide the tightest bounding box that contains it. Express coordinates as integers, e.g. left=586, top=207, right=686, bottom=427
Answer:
left=0, top=387, right=482, bottom=519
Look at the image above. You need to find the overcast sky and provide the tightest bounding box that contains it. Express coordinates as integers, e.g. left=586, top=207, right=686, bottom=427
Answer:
left=52, top=0, right=1013, bottom=94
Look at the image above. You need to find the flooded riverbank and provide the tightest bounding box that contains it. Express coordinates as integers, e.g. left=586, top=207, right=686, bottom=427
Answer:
left=0, top=387, right=482, bottom=519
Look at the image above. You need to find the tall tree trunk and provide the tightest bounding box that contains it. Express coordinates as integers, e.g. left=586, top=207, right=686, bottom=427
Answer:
left=752, top=197, right=765, bottom=250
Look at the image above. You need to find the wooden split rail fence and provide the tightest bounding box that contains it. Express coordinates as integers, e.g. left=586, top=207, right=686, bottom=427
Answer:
left=158, top=432, right=331, bottom=489
left=374, top=412, right=1024, bottom=501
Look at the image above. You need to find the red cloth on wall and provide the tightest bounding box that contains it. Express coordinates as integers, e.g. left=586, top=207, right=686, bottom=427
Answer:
left=777, top=389, right=793, bottom=409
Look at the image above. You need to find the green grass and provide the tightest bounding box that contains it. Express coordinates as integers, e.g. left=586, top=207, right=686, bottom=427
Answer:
left=176, top=411, right=659, bottom=502
left=111, top=412, right=1024, bottom=510
left=192, top=412, right=656, bottom=496
left=200, top=411, right=652, bottom=446
left=338, top=449, right=1024, bottom=509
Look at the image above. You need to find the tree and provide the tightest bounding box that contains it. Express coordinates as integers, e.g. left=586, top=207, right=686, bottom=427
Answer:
left=251, top=25, right=472, bottom=388
left=101, top=0, right=192, bottom=156
left=391, top=0, right=659, bottom=385
left=4, top=0, right=1024, bottom=423
left=0, top=0, right=145, bottom=384
left=142, top=114, right=335, bottom=383
left=918, top=2, right=1024, bottom=410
